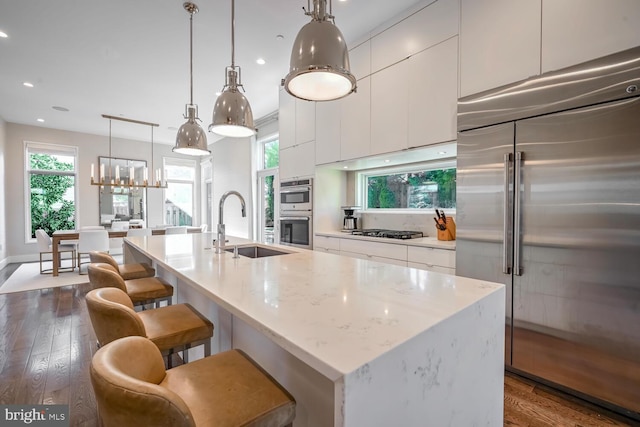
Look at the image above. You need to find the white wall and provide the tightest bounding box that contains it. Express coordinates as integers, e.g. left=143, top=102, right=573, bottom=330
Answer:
left=212, top=136, right=253, bottom=239
left=4, top=122, right=199, bottom=261
left=0, top=118, right=7, bottom=268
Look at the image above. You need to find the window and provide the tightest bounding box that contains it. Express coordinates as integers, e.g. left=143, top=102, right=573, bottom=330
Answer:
left=164, top=158, right=196, bottom=226
left=25, top=142, right=78, bottom=240
left=360, top=161, right=456, bottom=210
left=257, top=136, right=279, bottom=243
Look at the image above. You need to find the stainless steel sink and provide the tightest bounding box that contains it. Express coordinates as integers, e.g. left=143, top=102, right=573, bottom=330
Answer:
left=225, top=245, right=291, bottom=259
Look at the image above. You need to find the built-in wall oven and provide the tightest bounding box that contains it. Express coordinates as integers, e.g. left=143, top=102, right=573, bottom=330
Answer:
left=279, top=179, right=312, bottom=249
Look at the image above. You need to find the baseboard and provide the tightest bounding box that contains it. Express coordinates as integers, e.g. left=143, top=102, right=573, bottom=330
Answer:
left=0, top=257, right=8, bottom=270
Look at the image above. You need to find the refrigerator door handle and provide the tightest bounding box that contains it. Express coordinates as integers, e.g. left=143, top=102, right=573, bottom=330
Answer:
left=503, top=153, right=512, bottom=274
left=514, top=151, right=523, bottom=276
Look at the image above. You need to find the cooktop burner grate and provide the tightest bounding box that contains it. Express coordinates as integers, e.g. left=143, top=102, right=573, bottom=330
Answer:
left=351, top=229, right=424, bottom=239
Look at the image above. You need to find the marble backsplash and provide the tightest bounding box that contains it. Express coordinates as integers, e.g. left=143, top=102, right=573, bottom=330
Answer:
left=356, top=212, right=455, bottom=237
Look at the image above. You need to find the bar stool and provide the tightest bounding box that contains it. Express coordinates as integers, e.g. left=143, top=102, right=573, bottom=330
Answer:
left=89, top=251, right=155, bottom=280
left=88, top=263, right=173, bottom=308
left=86, top=288, right=213, bottom=366
left=90, top=336, right=296, bottom=427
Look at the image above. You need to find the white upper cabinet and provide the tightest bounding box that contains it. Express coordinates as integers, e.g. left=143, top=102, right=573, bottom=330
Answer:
left=280, top=141, right=315, bottom=180
left=541, top=0, right=640, bottom=73
left=295, top=99, right=316, bottom=145
left=408, top=36, right=458, bottom=148
left=279, top=89, right=296, bottom=149
left=371, top=0, right=458, bottom=74
left=460, top=0, right=541, bottom=97
left=315, top=100, right=341, bottom=165
left=340, top=77, right=371, bottom=161
left=349, top=40, right=371, bottom=80
left=371, top=60, right=409, bottom=156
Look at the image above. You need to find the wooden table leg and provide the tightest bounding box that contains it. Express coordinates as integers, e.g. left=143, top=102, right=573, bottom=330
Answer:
left=52, top=236, right=61, bottom=277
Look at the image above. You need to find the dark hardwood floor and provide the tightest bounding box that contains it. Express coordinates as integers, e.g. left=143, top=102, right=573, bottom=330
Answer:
left=0, top=263, right=638, bottom=426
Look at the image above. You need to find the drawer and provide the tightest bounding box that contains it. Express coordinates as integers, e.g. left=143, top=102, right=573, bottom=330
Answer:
left=339, top=238, right=408, bottom=261
left=407, top=246, right=455, bottom=268
left=408, top=262, right=455, bottom=275
left=342, top=251, right=408, bottom=267
left=314, top=235, right=340, bottom=251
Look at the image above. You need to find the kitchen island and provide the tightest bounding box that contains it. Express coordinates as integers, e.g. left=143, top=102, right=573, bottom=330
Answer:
left=123, top=233, right=505, bottom=426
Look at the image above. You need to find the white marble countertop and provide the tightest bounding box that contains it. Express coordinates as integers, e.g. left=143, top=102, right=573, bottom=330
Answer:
left=125, top=233, right=497, bottom=381
left=315, top=230, right=457, bottom=250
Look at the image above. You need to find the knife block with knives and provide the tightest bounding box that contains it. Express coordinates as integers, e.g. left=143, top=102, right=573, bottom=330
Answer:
left=434, top=210, right=456, bottom=241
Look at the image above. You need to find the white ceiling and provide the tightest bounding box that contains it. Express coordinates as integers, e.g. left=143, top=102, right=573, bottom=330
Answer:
left=0, top=0, right=425, bottom=145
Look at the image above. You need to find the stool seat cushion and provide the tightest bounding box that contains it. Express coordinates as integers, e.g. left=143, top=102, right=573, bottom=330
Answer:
left=118, top=262, right=156, bottom=280
left=138, top=304, right=213, bottom=352
left=125, top=277, right=173, bottom=304
left=160, top=349, right=296, bottom=427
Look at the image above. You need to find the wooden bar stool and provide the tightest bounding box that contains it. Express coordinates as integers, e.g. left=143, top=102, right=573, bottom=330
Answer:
left=89, top=251, right=155, bottom=280
left=85, top=287, right=213, bottom=366
left=90, top=336, right=296, bottom=427
left=88, top=262, right=173, bottom=308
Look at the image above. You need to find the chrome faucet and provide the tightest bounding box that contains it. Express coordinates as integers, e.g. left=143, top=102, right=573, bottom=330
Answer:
left=215, top=190, right=246, bottom=253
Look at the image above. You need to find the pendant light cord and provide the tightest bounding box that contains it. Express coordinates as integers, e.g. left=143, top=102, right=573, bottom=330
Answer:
left=231, top=0, right=235, bottom=68
left=189, top=11, right=194, bottom=105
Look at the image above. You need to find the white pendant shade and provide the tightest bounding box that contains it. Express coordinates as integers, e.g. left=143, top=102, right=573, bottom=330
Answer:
left=283, top=2, right=356, bottom=102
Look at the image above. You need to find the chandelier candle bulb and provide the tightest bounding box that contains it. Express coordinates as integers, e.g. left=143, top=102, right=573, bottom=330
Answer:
left=91, top=164, right=95, bottom=181
left=115, top=166, right=120, bottom=181
left=100, top=164, right=105, bottom=182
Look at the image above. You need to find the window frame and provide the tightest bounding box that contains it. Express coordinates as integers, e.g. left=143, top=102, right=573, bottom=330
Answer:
left=258, top=133, right=279, bottom=171
left=163, top=157, right=197, bottom=226
left=24, top=141, right=79, bottom=243
left=356, top=159, right=457, bottom=213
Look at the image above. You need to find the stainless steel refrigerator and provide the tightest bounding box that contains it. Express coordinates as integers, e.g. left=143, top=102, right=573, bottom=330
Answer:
left=456, top=46, right=640, bottom=420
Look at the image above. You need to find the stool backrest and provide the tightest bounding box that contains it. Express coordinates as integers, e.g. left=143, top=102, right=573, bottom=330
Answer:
left=86, top=288, right=145, bottom=347
left=35, top=229, right=52, bottom=252
left=90, top=336, right=194, bottom=427
left=88, top=263, right=127, bottom=291
left=111, top=221, right=130, bottom=231
left=89, top=252, right=119, bottom=271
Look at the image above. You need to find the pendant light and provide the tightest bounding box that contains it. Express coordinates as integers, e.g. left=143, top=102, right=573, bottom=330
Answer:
left=209, top=0, right=256, bottom=138
left=173, top=2, right=211, bottom=156
left=283, top=0, right=356, bottom=102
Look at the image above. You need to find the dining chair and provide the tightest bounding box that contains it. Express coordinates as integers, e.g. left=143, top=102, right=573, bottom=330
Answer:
left=77, top=229, right=109, bottom=274
left=110, top=221, right=130, bottom=231
left=165, top=226, right=187, bottom=235
left=81, top=226, right=106, bottom=230
left=35, top=229, right=76, bottom=274
left=90, top=336, right=296, bottom=427
left=126, top=228, right=152, bottom=237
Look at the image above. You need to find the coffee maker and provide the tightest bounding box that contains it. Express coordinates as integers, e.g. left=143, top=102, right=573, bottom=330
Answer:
left=342, top=206, right=359, bottom=231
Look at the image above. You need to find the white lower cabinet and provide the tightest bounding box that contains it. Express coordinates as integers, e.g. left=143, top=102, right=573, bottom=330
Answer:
left=339, top=238, right=407, bottom=261
left=314, top=235, right=340, bottom=253
left=342, top=251, right=408, bottom=267
left=407, top=246, right=456, bottom=274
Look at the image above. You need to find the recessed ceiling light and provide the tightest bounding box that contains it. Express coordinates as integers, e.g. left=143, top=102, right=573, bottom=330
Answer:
left=37, top=118, right=45, bottom=123
left=343, top=166, right=348, bottom=169
left=168, top=126, right=178, bottom=131
left=0, top=31, right=8, bottom=38
left=384, top=159, right=390, bottom=163
left=23, top=82, right=34, bottom=88
left=276, top=34, right=284, bottom=40
left=52, top=106, right=69, bottom=112
left=256, top=58, right=266, bottom=65
left=215, top=91, right=222, bottom=96
left=438, top=151, right=446, bottom=155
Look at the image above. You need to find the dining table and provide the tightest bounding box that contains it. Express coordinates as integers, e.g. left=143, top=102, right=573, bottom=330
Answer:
left=51, top=227, right=202, bottom=276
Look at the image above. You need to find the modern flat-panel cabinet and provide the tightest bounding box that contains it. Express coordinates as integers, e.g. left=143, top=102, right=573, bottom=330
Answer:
left=459, top=0, right=541, bottom=97
left=407, top=246, right=456, bottom=275
left=295, top=99, right=316, bottom=145
left=315, top=100, right=341, bottom=165
left=340, top=76, right=371, bottom=161
left=541, top=0, right=640, bottom=73
left=280, top=141, right=315, bottom=180
left=371, top=60, right=409, bottom=156
left=279, top=89, right=296, bottom=149
left=408, top=36, right=458, bottom=148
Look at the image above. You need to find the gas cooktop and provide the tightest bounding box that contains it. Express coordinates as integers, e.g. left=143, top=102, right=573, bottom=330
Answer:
left=350, top=229, right=424, bottom=240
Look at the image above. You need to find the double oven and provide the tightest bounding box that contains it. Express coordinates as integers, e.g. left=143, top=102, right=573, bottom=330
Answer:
left=279, top=179, right=312, bottom=249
